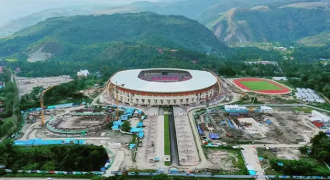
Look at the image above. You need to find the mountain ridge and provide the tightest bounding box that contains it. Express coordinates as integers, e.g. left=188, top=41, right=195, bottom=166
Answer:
left=0, top=12, right=227, bottom=62
left=210, top=3, right=330, bottom=43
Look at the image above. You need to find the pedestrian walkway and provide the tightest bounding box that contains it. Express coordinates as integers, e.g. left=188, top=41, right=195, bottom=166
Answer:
left=241, top=146, right=263, bottom=176
left=156, top=115, right=165, bottom=165
left=104, top=150, right=124, bottom=177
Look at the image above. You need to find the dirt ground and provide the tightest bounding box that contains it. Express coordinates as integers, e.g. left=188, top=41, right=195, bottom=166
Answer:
left=16, top=76, right=72, bottom=96
left=265, top=108, right=319, bottom=144
left=207, top=107, right=319, bottom=144
left=56, top=116, right=105, bottom=129
left=205, top=149, right=238, bottom=171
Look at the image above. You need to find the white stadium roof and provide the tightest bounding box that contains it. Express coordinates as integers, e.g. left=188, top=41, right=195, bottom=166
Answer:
left=110, top=68, right=217, bottom=93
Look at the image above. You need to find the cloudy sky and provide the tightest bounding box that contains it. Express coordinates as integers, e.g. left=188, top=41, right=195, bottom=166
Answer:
left=0, top=0, right=169, bottom=25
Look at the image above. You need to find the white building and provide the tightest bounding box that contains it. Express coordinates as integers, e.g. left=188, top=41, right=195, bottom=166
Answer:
left=307, top=88, right=315, bottom=94
left=224, top=105, right=248, bottom=112
left=273, top=77, right=287, bottom=81
left=296, top=88, right=325, bottom=103
left=297, top=88, right=303, bottom=93
left=302, top=88, right=308, bottom=93
left=311, top=110, right=330, bottom=122
left=77, top=70, right=89, bottom=77
left=259, top=106, right=273, bottom=113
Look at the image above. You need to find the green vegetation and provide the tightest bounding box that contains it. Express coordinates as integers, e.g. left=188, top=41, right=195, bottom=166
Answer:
left=270, top=158, right=330, bottom=176
left=211, top=6, right=330, bottom=43
left=0, top=67, right=22, bottom=139
left=311, top=103, right=330, bottom=111
left=164, top=114, right=171, bottom=166
left=164, top=114, right=170, bottom=155
left=240, top=81, right=282, bottom=91
left=5, top=59, right=18, bottom=62
left=0, top=139, right=108, bottom=171
left=295, top=107, right=313, bottom=113
left=0, top=68, right=17, bottom=118
left=122, top=121, right=131, bottom=132
left=3, top=173, right=95, bottom=178
left=218, top=60, right=283, bottom=78
left=203, top=146, right=248, bottom=175
left=298, top=31, right=330, bottom=46
left=131, top=134, right=137, bottom=144
left=0, top=117, right=14, bottom=138
left=267, top=132, right=330, bottom=176
left=282, top=61, right=330, bottom=99
left=309, top=132, right=330, bottom=163
left=91, top=176, right=257, bottom=180
left=0, top=12, right=226, bottom=68
left=257, top=148, right=282, bottom=175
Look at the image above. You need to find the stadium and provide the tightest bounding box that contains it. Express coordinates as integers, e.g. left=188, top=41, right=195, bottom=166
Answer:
left=106, top=68, right=221, bottom=106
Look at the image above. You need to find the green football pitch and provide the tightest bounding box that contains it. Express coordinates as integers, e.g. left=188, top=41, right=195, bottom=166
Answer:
left=240, top=81, right=283, bottom=91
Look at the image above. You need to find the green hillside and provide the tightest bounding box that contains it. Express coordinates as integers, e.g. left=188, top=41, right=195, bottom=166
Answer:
left=0, top=0, right=312, bottom=37
left=0, top=12, right=226, bottom=59
left=210, top=3, right=330, bottom=43
left=298, top=31, right=330, bottom=46
left=0, top=12, right=231, bottom=77
left=0, top=6, right=104, bottom=37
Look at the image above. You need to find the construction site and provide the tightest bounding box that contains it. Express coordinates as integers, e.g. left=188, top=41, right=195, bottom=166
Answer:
left=193, top=105, right=320, bottom=145
left=16, top=75, right=72, bottom=96
left=13, top=68, right=329, bottom=178
left=22, top=105, right=115, bottom=139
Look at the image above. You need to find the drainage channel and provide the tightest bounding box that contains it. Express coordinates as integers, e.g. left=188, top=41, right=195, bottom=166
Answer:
left=168, top=106, right=179, bottom=166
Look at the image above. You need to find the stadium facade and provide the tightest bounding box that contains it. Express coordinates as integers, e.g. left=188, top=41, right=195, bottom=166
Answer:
left=107, top=68, right=220, bottom=106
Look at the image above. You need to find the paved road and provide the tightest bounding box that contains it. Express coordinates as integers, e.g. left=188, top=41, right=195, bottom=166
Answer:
left=244, top=144, right=306, bottom=148
left=168, top=106, right=179, bottom=166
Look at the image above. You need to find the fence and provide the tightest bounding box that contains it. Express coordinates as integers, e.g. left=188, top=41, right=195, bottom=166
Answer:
left=4, top=169, right=103, bottom=175
left=109, top=172, right=330, bottom=179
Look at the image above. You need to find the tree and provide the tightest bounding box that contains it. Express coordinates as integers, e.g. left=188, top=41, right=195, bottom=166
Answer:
left=310, top=131, right=330, bottom=162
left=299, top=145, right=308, bottom=155
left=122, top=121, right=131, bottom=132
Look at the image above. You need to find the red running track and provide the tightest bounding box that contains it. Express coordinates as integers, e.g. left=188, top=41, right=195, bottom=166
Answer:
left=233, top=78, right=291, bottom=94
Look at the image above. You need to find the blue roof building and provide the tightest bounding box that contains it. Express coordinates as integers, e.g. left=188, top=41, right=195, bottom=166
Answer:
left=112, top=125, right=120, bottom=130
left=138, top=131, right=144, bottom=138
left=130, top=128, right=143, bottom=133
left=137, top=121, right=144, bottom=127
left=120, top=115, right=129, bottom=121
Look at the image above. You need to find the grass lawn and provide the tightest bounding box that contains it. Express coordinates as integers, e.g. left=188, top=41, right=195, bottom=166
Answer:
left=164, top=114, right=171, bottom=166
left=240, top=81, right=282, bottom=91
left=295, top=107, right=313, bottom=113
left=5, top=58, right=18, bottom=62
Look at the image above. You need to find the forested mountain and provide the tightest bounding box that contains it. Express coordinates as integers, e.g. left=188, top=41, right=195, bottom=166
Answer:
left=95, top=0, right=307, bottom=20
left=0, top=12, right=229, bottom=76
left=298, top=31, right=330, bottom=46
left=0, top=6, right=106, bottom=37
left=0, top=12, right=226, bottom=59
left=0, top=0, right=307, bottom=37
left=210, top=2, right=330, bottom=44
